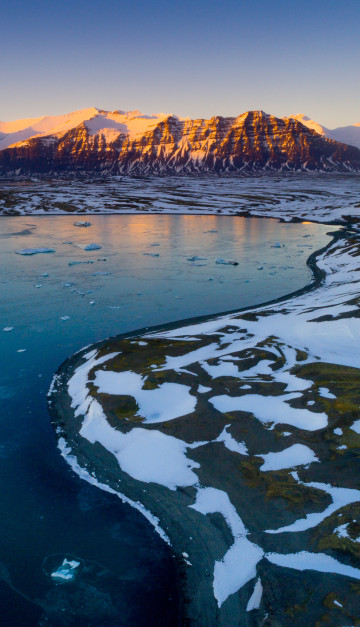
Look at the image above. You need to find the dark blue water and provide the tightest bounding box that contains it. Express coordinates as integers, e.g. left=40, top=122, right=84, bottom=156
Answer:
left=0, top=215, right=336, bottom=625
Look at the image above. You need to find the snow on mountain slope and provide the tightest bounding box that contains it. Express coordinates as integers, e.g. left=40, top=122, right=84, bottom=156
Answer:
left=85, top=110, right=171, bottom=139
left=0, top=108, right=172, bottom=150
left=290, top=114, right=360, bottom=149
left=0, top=107, right=99, bottom=150
left=289, top=114, right=328, bottom=137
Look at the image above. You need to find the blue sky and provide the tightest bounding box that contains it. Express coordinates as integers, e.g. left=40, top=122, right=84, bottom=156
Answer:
left=1, top=0, right=359, bottom=127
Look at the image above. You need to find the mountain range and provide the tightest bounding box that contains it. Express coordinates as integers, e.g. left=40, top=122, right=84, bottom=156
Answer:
left=1, top=107, right=360, bottom=175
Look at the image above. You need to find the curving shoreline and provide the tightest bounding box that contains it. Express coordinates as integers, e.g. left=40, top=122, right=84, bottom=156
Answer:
left=49, top=216, right=360, bottom=626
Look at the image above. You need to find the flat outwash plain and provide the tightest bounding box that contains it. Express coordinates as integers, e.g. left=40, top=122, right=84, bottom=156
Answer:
left=45, top=175, right=360, bottom=626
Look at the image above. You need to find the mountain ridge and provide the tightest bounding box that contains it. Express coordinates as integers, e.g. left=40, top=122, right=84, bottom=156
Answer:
left=1, top=108, right=360, bottom=175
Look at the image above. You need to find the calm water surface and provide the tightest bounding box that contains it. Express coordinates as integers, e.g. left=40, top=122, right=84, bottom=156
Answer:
left=0, top=215, right=337, bottom=625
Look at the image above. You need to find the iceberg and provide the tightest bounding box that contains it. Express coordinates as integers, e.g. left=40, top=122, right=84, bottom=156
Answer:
left=50, top=558, right=80, bottom=583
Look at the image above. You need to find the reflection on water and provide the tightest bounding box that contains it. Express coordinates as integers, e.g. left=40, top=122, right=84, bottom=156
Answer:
left=0, top=215, right=337, bottom=625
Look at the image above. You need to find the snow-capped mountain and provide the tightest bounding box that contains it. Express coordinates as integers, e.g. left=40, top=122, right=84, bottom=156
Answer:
left=290, top=114, right=360, bottom=150
left=1, top=108, right=360, bottom=175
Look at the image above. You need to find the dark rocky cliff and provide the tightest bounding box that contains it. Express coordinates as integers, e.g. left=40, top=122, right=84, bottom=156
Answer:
left=1, top=110, right=360, bottom=175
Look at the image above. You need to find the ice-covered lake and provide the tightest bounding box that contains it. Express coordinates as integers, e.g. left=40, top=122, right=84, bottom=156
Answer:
left=0, top=214, right=337, bottom=625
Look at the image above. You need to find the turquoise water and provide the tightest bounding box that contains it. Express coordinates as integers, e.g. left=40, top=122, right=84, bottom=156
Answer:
left=0, top=215, right=336, bottom=625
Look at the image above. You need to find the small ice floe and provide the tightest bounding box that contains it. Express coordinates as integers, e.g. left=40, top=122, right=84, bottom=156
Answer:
left=17, top=349, right=26, bottom=353
left=271, top=242, right=283, bottom=248
left=73, top=221, right=91, bottom=227
left=40, top=272, right=49, bottom=277
left=334, top=600, right=342, bottom=608
left=15, top=248, right=55, bottom=255
left=143, top=252, right=160, bottom=257
left=68, top=260, right=94, bottom=266
left=204, top=229, right=218, bottom=233
left=81, top=243, right=102, bottom=251
left=149, top=243, right=160, bottom=246
left=334, top=428, right=343, bottom=436
left=319, top=387, right=336, bottom=399
left=91, top=271, right=111, bottom=276
left=3, top=327, right=13, bottom=332
left=89, top=300, right=95, bottom=305
left=215, top=258, right=239, bottom=266
left=50, top=558, right=80, bottom=583
left=257, top=266, right=264, bottom=270
left=60, top=316, right=70, bottom=321
left=187, top=256, right=207, bottom=262
left=62, top=282, right=72, bottom=287
left=34, top=284, right=42, bottom=288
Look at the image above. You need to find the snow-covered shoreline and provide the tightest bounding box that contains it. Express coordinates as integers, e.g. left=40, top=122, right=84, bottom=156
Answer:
left=45, top=183, right=360, bottom=624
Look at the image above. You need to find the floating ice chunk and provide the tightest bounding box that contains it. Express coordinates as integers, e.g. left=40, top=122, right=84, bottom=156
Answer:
left=3, top=327, right=13, bottom=332
left=334, top=428, right=343, bottom=435
left=149, top=243, right=160, bottom=246
left=83, top=243, right=102, bottom=251
left=246, top=578, right=263, bottom=611
left=40, top=272, right=49, bottom=277
left=334, top=600, right=342, bottom=607
left=319, top=387, right=336, bottom=399
left=91, top=271, right=111, bottom=276
left=271, top=242, right=283, bottom=248
left=187, top=256, right=207, bottom=262
left=89, top=300, right=95, bottom=305
left=257, top=444, right=318, bottom=471
left=351, top=419, right=360, bottom=434
left=68, top=260, right=96, bottom=266
left=73, top=221, right=91, bottom=227
left=204, top=229, right=218, bottom=233
left=15, top=248, right=55, bottom=255
left=215, top=258, right=239, bottom=266
left=266, top=550, right=360, bottom=581
left=60, top=316, right=70, bottom=321
left=143, top=252, right=160, bottom=257
left=17, top=349, right=26, bottom=352
left=34, top=284, right=42, bottom=288
left=50, top=558, right=80, bottom=583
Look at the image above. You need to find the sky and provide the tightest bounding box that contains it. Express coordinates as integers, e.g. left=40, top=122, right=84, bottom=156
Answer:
left=1, top=0, right=359, bottom=128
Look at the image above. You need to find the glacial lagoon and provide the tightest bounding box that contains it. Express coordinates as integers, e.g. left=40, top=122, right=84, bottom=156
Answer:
left=0, top=214, right=337, bottom=625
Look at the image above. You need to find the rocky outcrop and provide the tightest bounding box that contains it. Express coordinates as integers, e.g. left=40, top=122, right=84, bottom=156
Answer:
left=1, top=110, right=360, bottom=175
